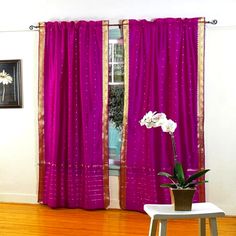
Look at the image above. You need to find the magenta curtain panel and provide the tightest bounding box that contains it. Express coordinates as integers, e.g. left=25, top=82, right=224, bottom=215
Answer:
left=38, top=21, right=109, bottom=209
left=120, top=18, right=205, bottom=211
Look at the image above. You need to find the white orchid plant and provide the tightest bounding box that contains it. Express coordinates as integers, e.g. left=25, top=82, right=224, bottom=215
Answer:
left=140, top=111, right=210, bottom=189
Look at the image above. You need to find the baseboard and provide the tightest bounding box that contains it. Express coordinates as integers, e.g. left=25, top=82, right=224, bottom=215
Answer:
left=0, top=193, right=38, bottom=204
left=0, top=193, right=120, bottom=208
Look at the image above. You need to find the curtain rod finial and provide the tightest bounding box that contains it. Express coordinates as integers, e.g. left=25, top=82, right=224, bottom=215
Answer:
left=204, top=19, right=218, bottom=25
left=212, top=19, right=218, bottom=25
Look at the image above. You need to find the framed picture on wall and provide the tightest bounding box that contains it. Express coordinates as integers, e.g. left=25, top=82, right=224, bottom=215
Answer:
left=0, top=60, right=22, bottom=108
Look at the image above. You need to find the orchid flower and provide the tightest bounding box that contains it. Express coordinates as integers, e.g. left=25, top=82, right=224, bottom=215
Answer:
left=140, top=111, right=167, bottom=129
left=161, top=119, right=177, bottom=133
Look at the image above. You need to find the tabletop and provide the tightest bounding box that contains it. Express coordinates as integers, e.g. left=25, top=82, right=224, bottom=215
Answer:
left=144, top=202, right=225, bottom=219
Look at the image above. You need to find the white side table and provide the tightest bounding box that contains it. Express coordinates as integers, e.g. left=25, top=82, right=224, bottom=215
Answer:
left=144, top=202, right=225, bottom=236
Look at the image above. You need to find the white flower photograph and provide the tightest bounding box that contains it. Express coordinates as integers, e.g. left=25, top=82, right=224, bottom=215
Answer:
left=0, top=60, right=22, bottom=108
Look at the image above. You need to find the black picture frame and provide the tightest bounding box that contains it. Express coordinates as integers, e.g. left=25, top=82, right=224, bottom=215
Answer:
left=0, top=60, right=22, bottom=108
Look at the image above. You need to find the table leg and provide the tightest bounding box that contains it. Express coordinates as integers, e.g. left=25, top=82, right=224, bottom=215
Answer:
left=209, top=218, right=218, bottom=236
left=199, top=218, right=206, bottom=236
left=158, top=219, right=167, bottom=236
left=148, top=218, right=157, bottom=236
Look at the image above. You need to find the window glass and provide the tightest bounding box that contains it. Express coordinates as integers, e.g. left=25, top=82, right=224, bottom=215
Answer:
left=114, top=64, right=124, bottom=82
left=108, top=64, right=112, bottom=83
left=114, top=44, right=124, bottom=62
left=108, top=44, right=112, bottom=62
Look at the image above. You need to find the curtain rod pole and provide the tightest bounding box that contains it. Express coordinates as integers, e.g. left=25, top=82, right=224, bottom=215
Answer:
left=105, top=20, right=218, bottom=27
left=29, top=19, right=218, bottom=30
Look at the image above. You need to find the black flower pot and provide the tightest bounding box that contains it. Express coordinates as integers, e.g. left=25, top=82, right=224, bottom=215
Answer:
left=170, top=189, right=196, bottom=211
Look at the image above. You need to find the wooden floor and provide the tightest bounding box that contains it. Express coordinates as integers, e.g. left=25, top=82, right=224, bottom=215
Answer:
left=0, top=203, right=235, bottom=236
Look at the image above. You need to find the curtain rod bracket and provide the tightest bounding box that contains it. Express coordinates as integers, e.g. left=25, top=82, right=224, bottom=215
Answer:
left=29, top=25, right=39, bottom=30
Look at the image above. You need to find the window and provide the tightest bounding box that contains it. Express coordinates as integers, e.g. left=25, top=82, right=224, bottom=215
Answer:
left=109, top=40, right=124, bottom=84
left=108, top=28, right=124, bottom=176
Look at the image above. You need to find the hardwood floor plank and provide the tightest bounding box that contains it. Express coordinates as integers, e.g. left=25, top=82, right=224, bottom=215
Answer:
left=0, top=203, right=235, bottom=235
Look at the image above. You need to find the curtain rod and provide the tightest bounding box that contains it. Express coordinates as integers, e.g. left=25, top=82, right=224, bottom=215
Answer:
left=29, top=19, right=218, bottom=30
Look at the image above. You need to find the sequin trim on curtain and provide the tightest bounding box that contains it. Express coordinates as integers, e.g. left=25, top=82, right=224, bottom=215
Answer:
left=102, top=20, right=110, bottom=208
left=197, top=17, right=206, bottom=202
left=38, top=22, right=45, bottom=203
left=120, top=19, right=129, bottom=209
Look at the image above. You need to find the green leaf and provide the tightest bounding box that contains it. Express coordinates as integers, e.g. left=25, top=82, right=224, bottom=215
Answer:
left=158, top=172, right=177, bottom=184
left=174, top=162, right=185, bottom=185
left=108, top=86, right=124, bottom=129
left=185, top=169, right=210, bottom=185
left=158, top=172, right=174, bottom=178
left=160, top=183, right=177, bottom=188
left=186, top=180, right=209, bottom=188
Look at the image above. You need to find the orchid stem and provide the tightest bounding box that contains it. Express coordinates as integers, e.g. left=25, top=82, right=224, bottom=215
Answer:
left=170, top=132, right=178, bottom=163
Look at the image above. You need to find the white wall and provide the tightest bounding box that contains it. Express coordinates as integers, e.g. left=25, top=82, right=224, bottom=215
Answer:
left=205, top=26, right=236, bottom=215
left=0, top=0, right=235, bottom=215
left=0, top=31, right=38, bottom=203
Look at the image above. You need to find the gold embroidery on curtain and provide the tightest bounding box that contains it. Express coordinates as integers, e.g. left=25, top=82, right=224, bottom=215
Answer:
left=102, top=20, right=110, bottom=208
left=197, top=17, right=206, bottom=202
left=38, top=22, right=45, bottom=203
left=120, top=20, right=129, bottom=209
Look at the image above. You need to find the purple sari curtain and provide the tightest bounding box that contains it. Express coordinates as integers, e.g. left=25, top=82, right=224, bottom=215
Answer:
left=120, top=18, right=205, bottom=211
left=38, top=21, right=109, bottom=209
